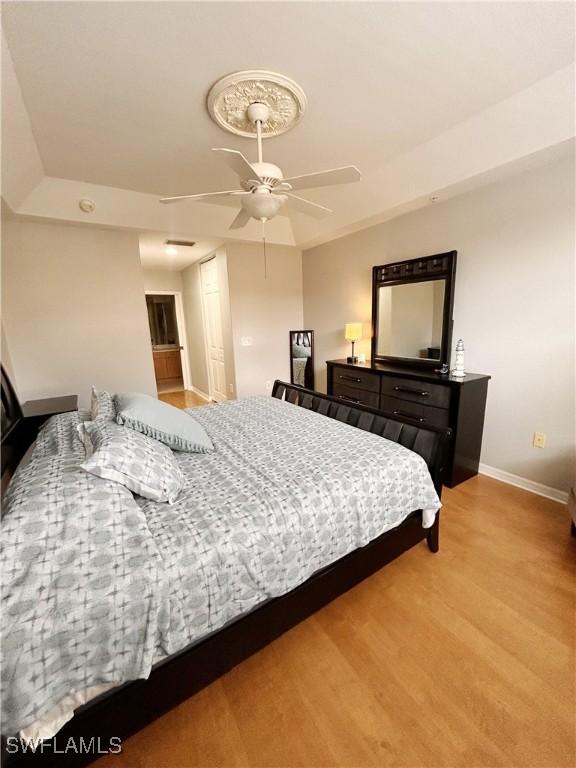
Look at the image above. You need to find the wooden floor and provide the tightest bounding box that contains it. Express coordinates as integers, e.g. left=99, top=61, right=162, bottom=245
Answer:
left=95, top=477, right=575, bottom=768
left=156, top=378, right=185, bottom=394
left=158, top=390, right=209, bottom=409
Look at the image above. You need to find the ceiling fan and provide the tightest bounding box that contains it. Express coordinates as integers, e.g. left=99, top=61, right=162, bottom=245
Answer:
left=159, top=101, right=361, bottom=229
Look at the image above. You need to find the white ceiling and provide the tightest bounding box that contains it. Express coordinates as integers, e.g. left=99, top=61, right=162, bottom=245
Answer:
left=3, top=1, right=574, bottom=204
left=139, top=233, right=222, bottom=271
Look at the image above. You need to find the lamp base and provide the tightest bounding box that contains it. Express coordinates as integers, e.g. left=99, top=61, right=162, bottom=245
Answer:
left=346, top=356, right=359, bottom=364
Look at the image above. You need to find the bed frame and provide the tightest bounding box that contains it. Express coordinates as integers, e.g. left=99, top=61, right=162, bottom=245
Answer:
left=2, top=377, right=451, bottom=767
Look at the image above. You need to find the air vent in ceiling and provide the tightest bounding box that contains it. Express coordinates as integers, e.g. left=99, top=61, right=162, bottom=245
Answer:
left=165, top=239, right=196, bottom=248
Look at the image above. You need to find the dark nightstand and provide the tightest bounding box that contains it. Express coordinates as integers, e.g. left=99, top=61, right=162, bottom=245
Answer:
left=21, top=395, right=78, bottom=438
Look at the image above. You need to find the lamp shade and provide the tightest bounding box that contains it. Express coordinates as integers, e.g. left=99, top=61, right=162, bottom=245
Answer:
left=344, top=322, right=363, bottom=342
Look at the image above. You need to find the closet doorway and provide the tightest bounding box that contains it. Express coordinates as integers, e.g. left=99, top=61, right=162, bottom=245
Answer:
left=200, top=259, right=227, bottom=402
left=145, top=291, right=192, bottom=394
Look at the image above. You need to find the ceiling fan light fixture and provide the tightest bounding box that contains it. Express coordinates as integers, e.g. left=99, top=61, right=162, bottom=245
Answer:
left=241, top=190, right=287, bottom=222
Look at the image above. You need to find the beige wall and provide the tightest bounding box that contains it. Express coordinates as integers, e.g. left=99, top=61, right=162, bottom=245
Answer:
left=303, top=155, right=575, bottom=492
left=181, top=260, right=210, bottom=396
left=226, top=242, right=303, bottom=398
left=1, top=322, right=16, bottom=383
left=2, top=218, right=156, bottom=407
left=142, top=268, right=183, bottom=293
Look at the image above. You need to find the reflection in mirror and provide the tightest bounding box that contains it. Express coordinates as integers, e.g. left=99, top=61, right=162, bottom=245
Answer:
left=290, top=330, right=314, bottom=389
left=146, top=294, right=180, bottom=349
left=377, top=280, right=445, bottom=360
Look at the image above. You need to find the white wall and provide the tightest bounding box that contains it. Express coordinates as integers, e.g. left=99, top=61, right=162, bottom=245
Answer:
left=303, top=155, right=575, bottom=492
left=2, top=218, right=156, bottom=407
left=142, top=268, right=183, bottom=293
left=226, top=242, right=303, bottom=398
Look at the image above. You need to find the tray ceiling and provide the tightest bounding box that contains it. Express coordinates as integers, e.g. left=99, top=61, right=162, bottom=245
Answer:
left=3, top=2, right=573, bottom=199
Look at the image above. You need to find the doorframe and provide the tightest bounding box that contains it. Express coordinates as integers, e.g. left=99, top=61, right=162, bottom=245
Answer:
left=199, top=257, right=226, bottom=403
left=145, top=291, right=192, bottom=391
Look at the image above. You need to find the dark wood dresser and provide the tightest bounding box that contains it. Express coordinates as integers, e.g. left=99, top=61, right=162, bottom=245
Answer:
left=327, top=359, right=490, bottom=487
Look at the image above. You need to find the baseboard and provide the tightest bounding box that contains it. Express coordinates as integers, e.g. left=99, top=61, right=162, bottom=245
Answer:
left=190, top=386, right=210, bottom=402
left=478, top=463, right=568, bottom=504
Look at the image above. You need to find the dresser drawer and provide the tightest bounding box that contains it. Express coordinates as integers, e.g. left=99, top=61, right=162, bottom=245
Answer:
left=332, top=383, right=380, bottom=409
left=331, top=366, right=380, bottom=394
left=381, top=395, right=450, bottom=428
left=380, top=375, right=450, bottom=409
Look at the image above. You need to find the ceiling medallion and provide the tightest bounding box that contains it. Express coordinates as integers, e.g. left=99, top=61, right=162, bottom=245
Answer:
left=207, top=70, right=307, bottom=138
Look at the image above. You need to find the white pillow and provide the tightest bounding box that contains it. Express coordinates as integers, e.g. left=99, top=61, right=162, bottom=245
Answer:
left=79, top=419, right=184, bottom=504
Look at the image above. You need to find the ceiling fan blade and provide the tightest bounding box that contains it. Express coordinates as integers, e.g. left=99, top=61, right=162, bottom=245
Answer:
left=229, top=208, right=252, bottom=230
left=282, top=165, right=361, bottom=191
left=212, top=148, right=263, bottom=182
left=284, top=193, right=333, bottom=219
left=159, top=190, right=247, bottom=204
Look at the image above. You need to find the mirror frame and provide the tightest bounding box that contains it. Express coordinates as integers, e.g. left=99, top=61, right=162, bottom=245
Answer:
left=371, top=251, right=457, bottom=369
left=289, top=330, right=315, bottom=390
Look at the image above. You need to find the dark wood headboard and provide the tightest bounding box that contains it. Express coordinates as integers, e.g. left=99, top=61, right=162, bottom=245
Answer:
left=1, top=366, right=26, bottom=493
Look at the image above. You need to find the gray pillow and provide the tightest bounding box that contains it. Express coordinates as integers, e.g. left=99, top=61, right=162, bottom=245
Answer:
left=292, top=344, right=311, bottom=358
left=90, top=387, right=115, bottom=421
left=79, top=420, right=184, bottom=504
left=114, top=392, right=214, bottom=453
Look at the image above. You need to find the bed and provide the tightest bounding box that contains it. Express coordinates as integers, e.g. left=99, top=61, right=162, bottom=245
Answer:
left=1, top=376, right=451, bottom=767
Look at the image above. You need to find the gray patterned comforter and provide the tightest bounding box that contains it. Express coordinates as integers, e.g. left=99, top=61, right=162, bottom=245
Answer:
left=1, top=396, right=440, bottom=736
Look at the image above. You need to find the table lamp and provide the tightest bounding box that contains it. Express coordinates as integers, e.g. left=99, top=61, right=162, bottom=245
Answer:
left=345, top=322, right=362, bottom=364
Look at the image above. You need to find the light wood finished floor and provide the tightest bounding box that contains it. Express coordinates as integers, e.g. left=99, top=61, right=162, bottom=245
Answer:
left=157, top=379, right=185, bottom=395
left=96, top=477, right=575, bottom=768
left=159, top=390, right=209, bottom=409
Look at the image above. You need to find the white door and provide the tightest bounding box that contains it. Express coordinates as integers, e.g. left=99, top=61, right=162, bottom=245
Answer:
left=200, top=259, right=227, bottom=402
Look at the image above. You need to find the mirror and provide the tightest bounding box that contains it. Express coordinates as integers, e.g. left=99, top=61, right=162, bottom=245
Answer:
left=377, top=280, right=445, bottom=360
left=146, top=294, right=180, bottom=350
left=372, top=252, right=456, bottom=368
left=289, top=330, right=314, bottom=389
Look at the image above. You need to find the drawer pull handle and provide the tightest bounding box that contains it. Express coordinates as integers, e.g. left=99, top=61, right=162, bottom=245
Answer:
left=339, top=375, right=362, bottom=383
left=338, top=395, right=361, bottom=404
left=393, top=409, right=425, bottom=423
left=393, top=385, right=429, bottom=397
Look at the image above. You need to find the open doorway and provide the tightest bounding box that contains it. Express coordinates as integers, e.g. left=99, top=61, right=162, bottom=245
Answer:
left=145, top=292, right=192, bottom=395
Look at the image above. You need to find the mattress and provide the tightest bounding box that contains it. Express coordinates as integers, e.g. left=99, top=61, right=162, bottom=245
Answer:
left=2, top=396, right=440, bottom=740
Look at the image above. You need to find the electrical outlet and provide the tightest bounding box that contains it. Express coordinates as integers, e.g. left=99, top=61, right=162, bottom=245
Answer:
left=265, top=380, right=272, bottom=391
left=533, top=432, right=546, bottom=448
left=240, top=336, right=253, bottom=347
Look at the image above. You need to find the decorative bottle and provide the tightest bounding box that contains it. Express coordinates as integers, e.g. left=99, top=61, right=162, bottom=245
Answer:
left=452, top=339, right=466, bottom=378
